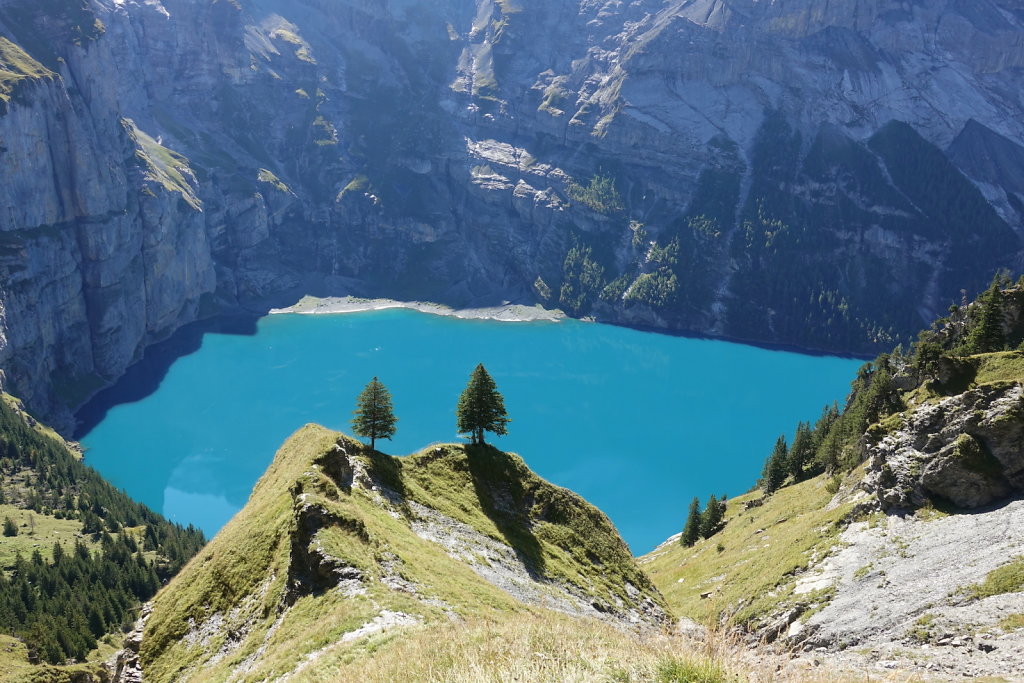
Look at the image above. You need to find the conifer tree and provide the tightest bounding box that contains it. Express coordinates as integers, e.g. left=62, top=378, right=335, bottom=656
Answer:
left=2, top=517, right=16, bottom=537
left=762, top=435, right=788, bottom=494
left=963, top=282, right=1006, bottom=354
left=699, top=494, right=724, bottom=539
left=352, top=377, right=398, bottom=450
left=456, top=364, right=509, bottom=445
left=912, top=339, right=945, bottom=380
left=788, top=422, right=814, bottom=482
left=680, top=497, right=701, bottom=547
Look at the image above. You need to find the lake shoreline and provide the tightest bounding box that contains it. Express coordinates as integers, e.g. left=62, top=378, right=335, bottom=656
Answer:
left=268, top=296, right=872, bottom=360
left=268, top=295, right=567, bottom=323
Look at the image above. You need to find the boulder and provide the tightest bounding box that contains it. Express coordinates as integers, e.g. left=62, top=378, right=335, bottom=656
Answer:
left=863, top=383, right=1024, bottom=510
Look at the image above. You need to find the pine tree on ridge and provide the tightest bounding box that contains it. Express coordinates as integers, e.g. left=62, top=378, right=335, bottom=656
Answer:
left=456, top=364, right=510, bottom=446
left=352, top=377, right=398, bottom=450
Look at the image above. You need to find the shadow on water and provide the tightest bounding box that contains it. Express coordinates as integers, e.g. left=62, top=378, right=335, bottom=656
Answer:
left=466, top=444, right=546, bottom=578
left=74, top=315, right=261, bottom=439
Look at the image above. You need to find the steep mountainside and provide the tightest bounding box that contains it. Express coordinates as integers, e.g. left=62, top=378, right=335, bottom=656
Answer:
left=644, top=283, right=1024, bottom=680
left=1, top=0, right=1024, bottom=428
left=124, top=426, right=669, bottom=681
left=0, top=394, right=204, bottom=680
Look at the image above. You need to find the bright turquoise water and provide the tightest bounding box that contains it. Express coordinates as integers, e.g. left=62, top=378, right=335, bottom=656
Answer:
left=78, top=310, right=863, bottom=554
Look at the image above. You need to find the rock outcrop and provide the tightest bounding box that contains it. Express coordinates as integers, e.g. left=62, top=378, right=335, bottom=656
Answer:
left=3, top=0, right=1024, bottom=427
left=864, top=382, right=1024, bottom=510
left=793, top=499, right=1024, bottom=680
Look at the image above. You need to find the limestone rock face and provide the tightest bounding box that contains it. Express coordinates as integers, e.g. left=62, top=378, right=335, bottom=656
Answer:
left=863, top=383, right=1024, bottom=510
left=3, top=0, right=1024, bottom=427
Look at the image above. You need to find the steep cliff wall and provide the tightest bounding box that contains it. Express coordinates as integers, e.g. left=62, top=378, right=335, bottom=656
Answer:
left=2, top=0, right=1024, bottom=428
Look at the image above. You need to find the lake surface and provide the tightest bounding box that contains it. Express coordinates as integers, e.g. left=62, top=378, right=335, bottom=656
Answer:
left=78, top=310, right=863, bottom=554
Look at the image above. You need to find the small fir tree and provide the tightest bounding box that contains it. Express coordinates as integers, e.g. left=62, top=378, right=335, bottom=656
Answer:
left=352, top=377, right=398, bottom=450
left=680, top=497, right=701, bottom=547
left=456, top=364, right=510, bottom=445
left=762, top=435, right=788, bottom=494
left=3, top=516, right=17, bottom=537
left=788, top=422, right=814, bottom=482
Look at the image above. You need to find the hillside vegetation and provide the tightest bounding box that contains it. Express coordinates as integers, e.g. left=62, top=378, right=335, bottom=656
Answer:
left=645, top=278, right=1024, bottom=679
left=643, top=473, right=855, bottom=635
left=135, top=426, right=683, bottom=681
left=0, top=395, right=204, bottom=680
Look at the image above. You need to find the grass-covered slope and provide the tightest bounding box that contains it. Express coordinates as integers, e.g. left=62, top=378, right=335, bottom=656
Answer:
left=643, top=347, right=1024, bottom=638
left=0, top=36, right=54, bottom=105
left=642, top=473, right=854, bottom=635
left=0, top=395, right=204, bottom=681
left=645, top=280, right=1024, bottom=679
left=137, top=426, right=674, bottom=682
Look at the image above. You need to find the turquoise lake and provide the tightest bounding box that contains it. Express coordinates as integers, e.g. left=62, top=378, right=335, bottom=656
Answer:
left=77, top=310, right=863, bottom=554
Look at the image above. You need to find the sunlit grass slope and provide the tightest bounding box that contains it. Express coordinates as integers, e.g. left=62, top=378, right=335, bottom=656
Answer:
left=140, top=425, right=674, bottom=682
left=302, top=612, right=739, bottom=683
left=642, top=474, right=854, bottom=633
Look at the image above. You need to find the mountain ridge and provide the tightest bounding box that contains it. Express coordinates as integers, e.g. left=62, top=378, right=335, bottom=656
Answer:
left=645, top=281, right=1024, bottom=679
left=125, top=424, right=669, bottom=681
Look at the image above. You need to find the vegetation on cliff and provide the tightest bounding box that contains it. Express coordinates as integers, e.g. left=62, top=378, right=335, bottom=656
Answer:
left=135, top=425, right=678, bottom=681
left=0, top=396, right=204, bottom=674
left=0, top=36, right=53, bottom=104
left=654, top=275, right=1024, bottom=649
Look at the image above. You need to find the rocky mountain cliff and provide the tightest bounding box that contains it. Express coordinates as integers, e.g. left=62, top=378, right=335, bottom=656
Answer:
left=3, top=0, right=1024, bottom=428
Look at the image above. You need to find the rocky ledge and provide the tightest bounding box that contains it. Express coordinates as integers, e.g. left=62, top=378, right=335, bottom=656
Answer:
left=863, top=382, right=1024, bottom=511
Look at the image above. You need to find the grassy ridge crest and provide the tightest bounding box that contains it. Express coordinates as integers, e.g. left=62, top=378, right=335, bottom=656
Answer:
left=139, top=425, right=670, bottom=682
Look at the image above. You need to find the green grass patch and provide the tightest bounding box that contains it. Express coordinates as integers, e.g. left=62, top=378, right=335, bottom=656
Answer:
left=968, top=557, right=1024, bottom=599
left=641, top=473, right=852, bottom=628
left=399, top=444, right=659, bottom=609
left=972, top=351, right=1024, bottom=385
left=0, top=37, right=53, bottom=103
left=338, top=174, right=370, bottom=200
left=256, top=168, right=289, bottom=193
left=0, top=633, right=116, bottom=683
left=269, top=27, right=316, bottom=63
left=913, top=499, right=950, bottom=521
left=0, top=505, right=91, bottom=571
left=123, top=119, right=202, bottom=210
left=999, top=613, right=1024, bottom=631
left=655, top=656, right=732, bottom=682
left=906, top=613, right=938, bottom=643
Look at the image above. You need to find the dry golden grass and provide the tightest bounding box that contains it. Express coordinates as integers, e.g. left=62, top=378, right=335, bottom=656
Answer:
left=288, top=611, right=935, bottom=683
left=295, top=612, right=741, bottom=683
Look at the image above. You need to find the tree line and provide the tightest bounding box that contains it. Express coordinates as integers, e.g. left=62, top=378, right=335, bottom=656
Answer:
left=0, top=398, right=206, bottom=664
left=679, top=271, right=1024, bottom=548
left=351, top=363, right=509, bottom=449
left=0, top=535, right=161, bottom=663
left=680, top=494, right=727, bottom=547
